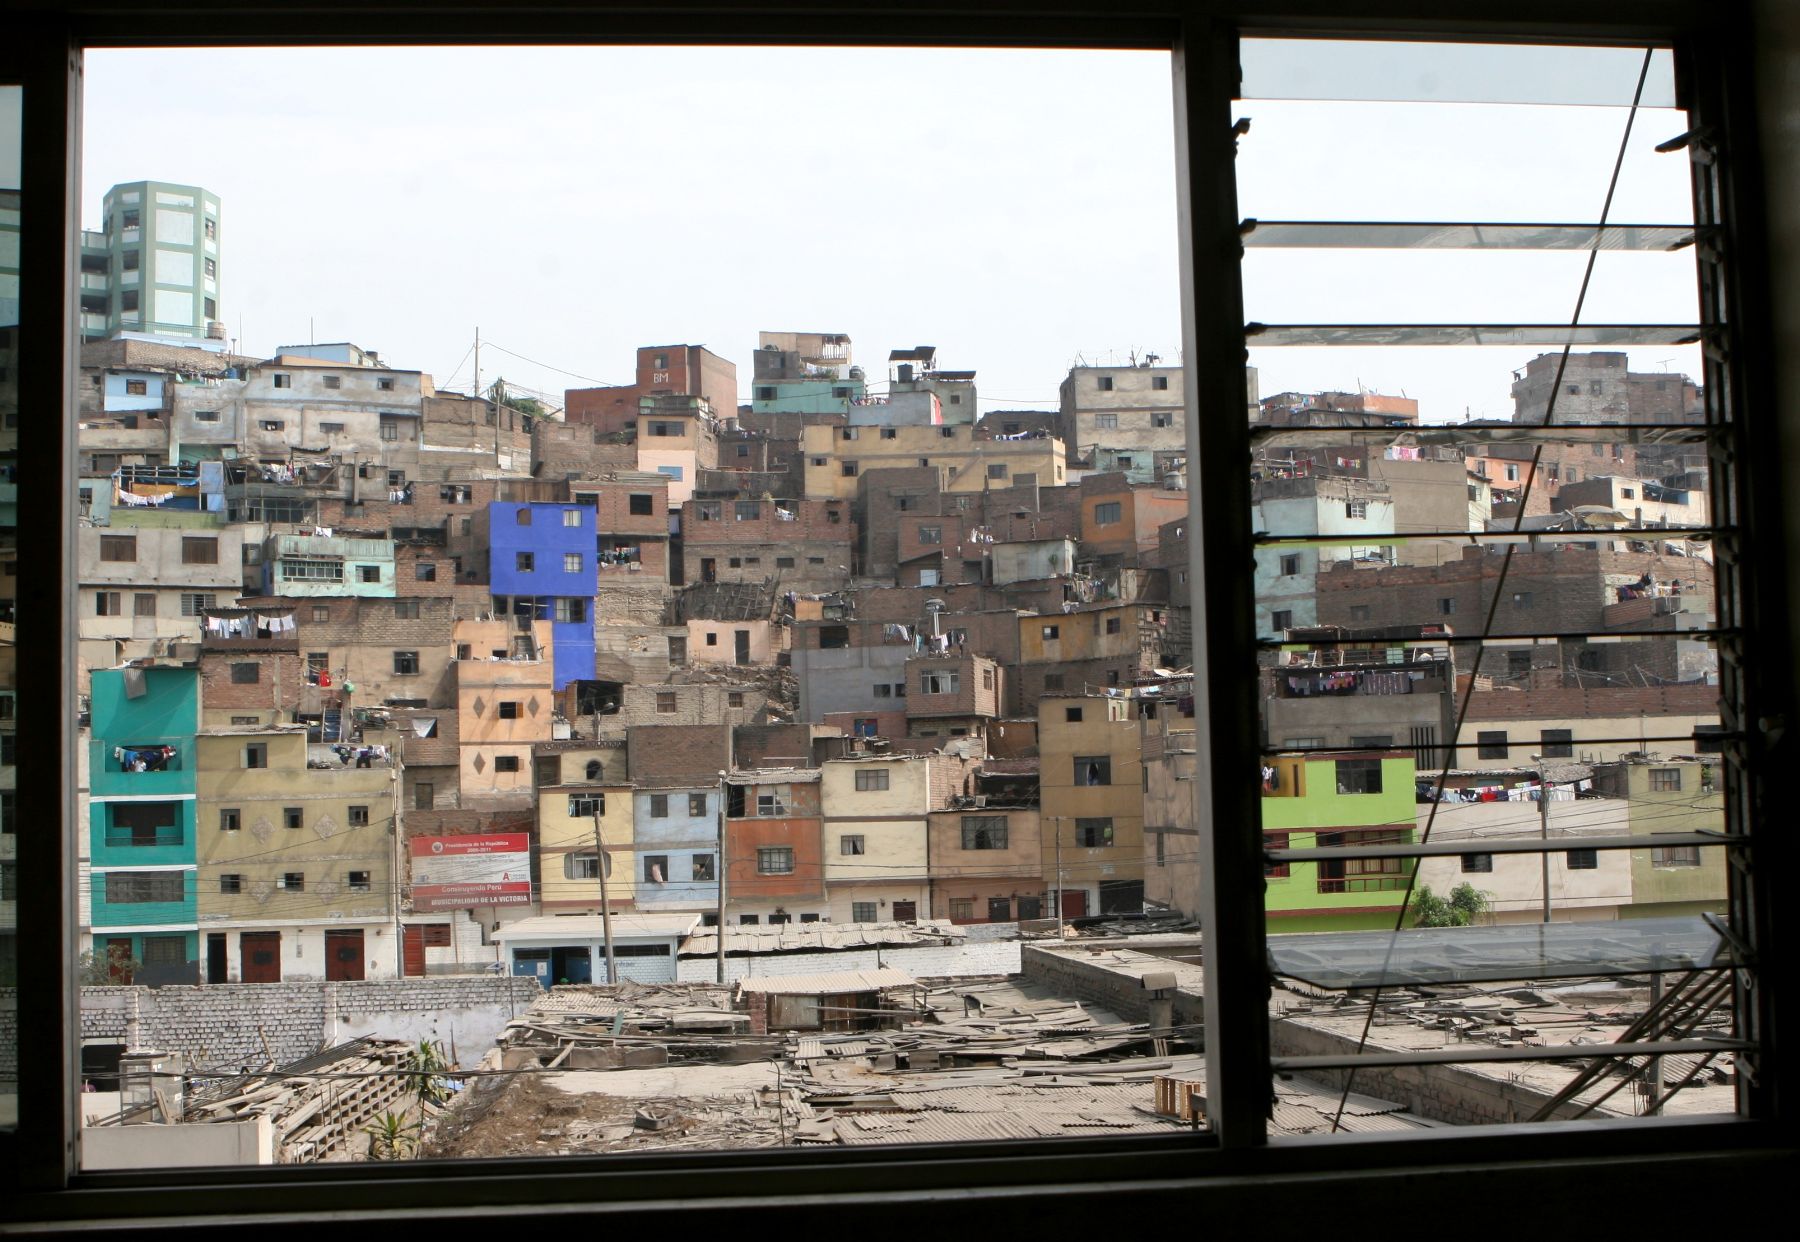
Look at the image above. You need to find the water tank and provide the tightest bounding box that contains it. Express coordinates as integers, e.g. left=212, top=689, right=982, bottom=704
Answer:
left=205, top=320, right=227, bottom=340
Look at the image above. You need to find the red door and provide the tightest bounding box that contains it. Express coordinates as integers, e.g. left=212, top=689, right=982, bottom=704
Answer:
left=403, top=925, right=427, bottom=977
left=325, top=929, right=366, bottom=981
left=1059, top=889, right=1088, bottom=918
left=892, top=900, right=917, bottom=922
left=240, top=931, right=281, bottom=983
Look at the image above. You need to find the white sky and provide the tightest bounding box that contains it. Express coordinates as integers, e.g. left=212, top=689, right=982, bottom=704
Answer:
left=81, top=43, right=1698, bottom=423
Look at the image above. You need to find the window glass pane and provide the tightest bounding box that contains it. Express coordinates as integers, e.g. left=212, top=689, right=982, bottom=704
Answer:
left=0, top=82, right=17, bottom=1133
left=1240, top=37, right=1735, bottom=1134
left=64, top=43, right=1185, bottom=1164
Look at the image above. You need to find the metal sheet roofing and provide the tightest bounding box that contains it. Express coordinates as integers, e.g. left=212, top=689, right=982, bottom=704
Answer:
left=679, top=919, right=964, bottom=957
left=735, top=967, right=917, bottom=995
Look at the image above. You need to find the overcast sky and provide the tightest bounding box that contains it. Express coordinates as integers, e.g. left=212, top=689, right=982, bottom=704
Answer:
left=81, top=43, right=1697, bottom=423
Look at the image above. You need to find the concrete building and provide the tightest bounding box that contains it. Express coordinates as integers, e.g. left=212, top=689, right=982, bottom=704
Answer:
left=634, top=395, right=721, bottom=504
left=819, top=754, right=959, bottom=924
left=78, top=516, right=245, bottom=687
left=454, top=638, right=555, bottom=810
left=536, top=771, right=636, bottom=914
left=1259, top=751, right=1418, bottom=933
left=262, top=530, right=397, bottom=599
left=87, top=664, right=200, bottom=976
left=1557, top=474, right=1709, bottom=531
left=1590, top=757, right=1727, bottom=920
left=904, top=654, right=1003, bottom=745
left=1510, top=352, right=1703, bottom=425
left=1015, top=603, right=1182, bottom=703
left=724, top=767, right=825, bottom=924
left=801, top=422, right=1066, bottom=501
left=874, top=347, right=977, bottom=426
left=1057, top=363, right=1185, bottom=465
left=1078, top=473, right=1190, bottom=570
left=631, top=785, right=721, bottom=915
left=473, top=500, right=598, bottom=690
left=1037, top=694, right=1145, bottom=917
left=79, top=181, right=222, bottom=344
left=1141, top=701, right=1198, bottom=917
left=194, top=725, right=396, bottom=982
left=1252, top=474, right=1397, bottom=638
left=1410, top=792, right=1635, bottom=925
left=750, top=331, right=865, bottom=416
left=926, top=806, right=1045, bottom=924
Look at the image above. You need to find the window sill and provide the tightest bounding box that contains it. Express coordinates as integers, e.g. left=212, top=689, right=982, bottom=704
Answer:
left=4, top=1118, right=1790, bottom=1229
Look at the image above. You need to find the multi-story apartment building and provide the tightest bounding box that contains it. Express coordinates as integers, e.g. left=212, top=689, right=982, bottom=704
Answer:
left=750, top=331, right=863, bottom=416
left=86, top=663, right=200, bottom=977
left=1252, top=472, right=1396, bottom=638
left=1037, top=694, right=1145, bottom=917
left=455, top=633, right=555, bottom=810
left=1259, top=751, right=1418, bottom=933
left=926, top=801, right=1045, bottom=925
left=724, top=767, right=824, bottom=924
left=473, top=500, right=598, bottom=690
left=818, top=755, right=940, bottom=924
left=570, top=472, right=673, bottom=582
left=536, top=746, right=635, bottom=917
left=78, top=516, right=245, bottom=687
left=800, top=421, right=1066, bottom=501
left=1057, top=363, right=1185, bottom=466
left=635, top=394, right=721, bottom=504
left=1510, top=351, right=1703, bottom=425
left=79, top=180, right=222, bottom=343
left=194, top=724, right=396, bottom=982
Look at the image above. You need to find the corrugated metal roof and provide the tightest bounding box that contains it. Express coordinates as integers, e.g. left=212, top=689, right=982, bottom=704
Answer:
left=735, top=967, right=917, bottom=995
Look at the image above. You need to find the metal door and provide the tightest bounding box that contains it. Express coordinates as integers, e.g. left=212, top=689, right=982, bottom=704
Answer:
left=325, top=928, right=365, bottom=981
left=734, top=629, right=751, bottom=664
left=206, top=933, right=227, bottom=984
left=240, top=931, right=281, bottom=983
left=892, top=900, right=917, bottom=922
left=987, top=896, right=1012, bottom=922
left=1059, top=889, right=1088, bottom=919
left=402, top=925, right=426, bottom=977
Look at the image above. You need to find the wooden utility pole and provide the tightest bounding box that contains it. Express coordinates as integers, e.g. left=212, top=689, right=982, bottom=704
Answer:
left=716, top=769, right=729, bottom=984
left=1055, top=816, right=1065, bottom=938
left=593, top=811, right=617, bottom=984
left=1537, top=759, right=1553, bottom=924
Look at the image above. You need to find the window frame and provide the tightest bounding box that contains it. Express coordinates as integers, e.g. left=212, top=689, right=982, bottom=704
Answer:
left=4, top=2, right=1794, bottom=1229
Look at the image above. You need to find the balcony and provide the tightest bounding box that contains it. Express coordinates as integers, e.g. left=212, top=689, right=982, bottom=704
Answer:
left=201, top=609, right=299, bottom=651
left=106, top=742, right=182, bottom=775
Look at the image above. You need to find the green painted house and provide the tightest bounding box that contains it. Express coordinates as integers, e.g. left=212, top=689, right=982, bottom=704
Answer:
left=1591, top=758, right=1728, bottom=920
left=1261, top=752, right=1418, bottom=933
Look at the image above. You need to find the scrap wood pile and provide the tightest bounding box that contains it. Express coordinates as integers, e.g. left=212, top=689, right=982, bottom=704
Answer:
left=180, top=1036, right=421, bottom=1162
left=498, top=982, right=780, bottom=1068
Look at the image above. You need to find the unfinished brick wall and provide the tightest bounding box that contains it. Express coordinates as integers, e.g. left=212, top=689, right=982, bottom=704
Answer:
left=198, top=649, right=306, bottom=714
left=627, top=723, right=730, bottom=783
left=1463, top=683, right=1719, bottom=721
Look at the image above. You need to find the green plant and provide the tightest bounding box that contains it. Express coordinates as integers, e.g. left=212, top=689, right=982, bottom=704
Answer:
left=76, top=945, right=140, bottom=985
left=1410, top=882, right=1491, bottom=928
left=363, top=1110, right=420, bottom=1161
left=404, top=1038, right=451, bottom=1106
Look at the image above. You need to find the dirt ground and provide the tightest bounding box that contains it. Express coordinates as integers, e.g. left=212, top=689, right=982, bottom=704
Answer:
left=422, top=1066, right=789, bottom=1159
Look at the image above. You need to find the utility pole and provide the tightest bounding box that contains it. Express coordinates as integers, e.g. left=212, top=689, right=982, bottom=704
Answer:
left=391, top=753, right=404, bottom=979
left=715, top=768, right=729, bottom=985
left=1535, top=756, right=1553, bottom=924
left=473, top=326, right=480, bottom=402
left=593, top=811, right=617, bottom=984
left=1054, top=815, right=1065, bottom=938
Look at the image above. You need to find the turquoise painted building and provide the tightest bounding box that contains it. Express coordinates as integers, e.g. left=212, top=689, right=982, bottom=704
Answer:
left=749, top=377, right=867, bottom=416
left=1260, top=752, right=1419, bottom=934
left=88, top=665, right=200, bottom=974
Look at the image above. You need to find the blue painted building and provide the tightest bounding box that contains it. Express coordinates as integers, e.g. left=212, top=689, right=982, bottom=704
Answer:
left=88, top=664, right=200, bottom=976
left=632, top=787, right=722, bottom=913
left=475, top=501, right=597, bottom=691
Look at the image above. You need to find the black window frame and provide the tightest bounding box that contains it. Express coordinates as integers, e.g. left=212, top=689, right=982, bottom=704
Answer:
left=3, top=2, right=1794, bottom=1231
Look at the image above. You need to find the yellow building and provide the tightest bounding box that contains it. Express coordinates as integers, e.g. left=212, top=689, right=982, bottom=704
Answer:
left=536, top=777, right=636, bottom=914
left=800, top=422, right=1066, bottom=501
left=454, top=619, right=554, bottom=810
left=818, top=754, right=945, bottom=923
left=1037, top=694, right=1146, bottom=918
left=194, top=726, right=398, bottom=982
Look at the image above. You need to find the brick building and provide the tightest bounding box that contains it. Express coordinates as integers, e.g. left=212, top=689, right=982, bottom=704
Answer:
left=681, top=495, right=853, bottom=593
